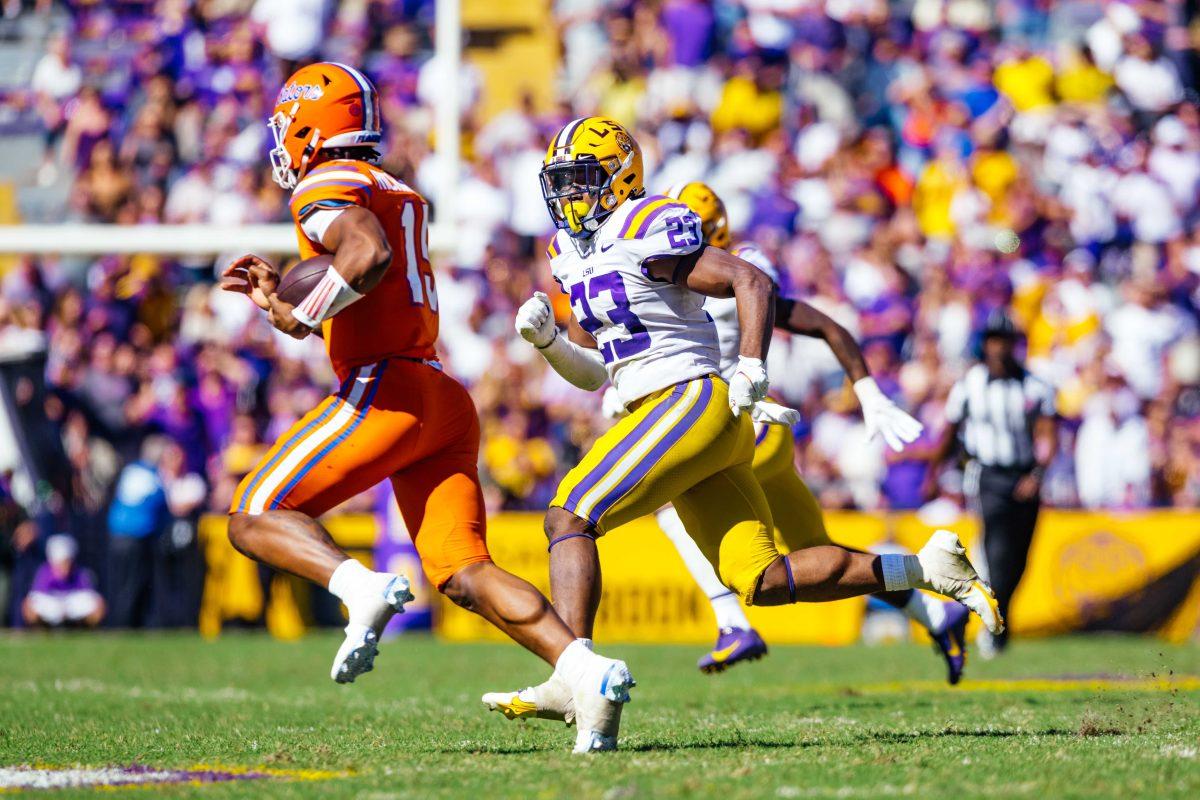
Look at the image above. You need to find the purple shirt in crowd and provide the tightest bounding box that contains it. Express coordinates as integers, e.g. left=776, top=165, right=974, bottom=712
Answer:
left=660, top=0, right=715, bottom=67
left=31, top=563, right=96, bottom=595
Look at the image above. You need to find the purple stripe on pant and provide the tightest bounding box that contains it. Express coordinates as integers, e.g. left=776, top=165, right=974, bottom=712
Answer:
left=755, top=422, right=769, bottom=445
left=563, top=382, right=688, bottom=514
left=585, top=378, right=713, bottom=523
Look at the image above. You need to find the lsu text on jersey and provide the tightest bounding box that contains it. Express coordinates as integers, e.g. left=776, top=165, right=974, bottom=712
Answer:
left=543, top=180, right=778, bottom=601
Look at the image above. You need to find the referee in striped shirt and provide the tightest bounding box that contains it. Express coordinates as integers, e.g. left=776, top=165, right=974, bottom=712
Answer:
left=927, top=311, right=1057, bottom=656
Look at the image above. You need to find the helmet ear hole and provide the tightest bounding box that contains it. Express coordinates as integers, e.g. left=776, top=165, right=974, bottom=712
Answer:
left=294, top=126, right=312, bottom=140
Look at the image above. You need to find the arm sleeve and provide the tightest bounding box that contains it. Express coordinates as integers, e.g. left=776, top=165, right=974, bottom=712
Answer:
left=299, top=208, right=346, bottom=247
left=537, top=334, right=608, bottom=391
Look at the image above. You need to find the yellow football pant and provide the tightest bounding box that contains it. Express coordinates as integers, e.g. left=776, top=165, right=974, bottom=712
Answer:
left=552, top=375, right=779, bottom=602
left=750, top=421, right=831, bottom=552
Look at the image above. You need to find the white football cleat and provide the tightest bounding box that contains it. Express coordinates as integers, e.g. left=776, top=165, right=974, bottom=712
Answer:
left=482, top=672, right=575, bottom=724
left=916, top=530, right=1005, bottom=635
left=330, top=574, right=414, bottom=684
left=571, top=656, right=635, bottom=753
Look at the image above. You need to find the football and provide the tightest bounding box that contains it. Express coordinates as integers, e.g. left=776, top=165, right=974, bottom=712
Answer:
left=276, top=254, right=334, bottom=306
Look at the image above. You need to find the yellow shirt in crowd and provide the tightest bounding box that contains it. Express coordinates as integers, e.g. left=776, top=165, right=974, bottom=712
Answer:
left=711, top=76, right=783, bottom=139
left=994, top=56, right=1056, bottom=111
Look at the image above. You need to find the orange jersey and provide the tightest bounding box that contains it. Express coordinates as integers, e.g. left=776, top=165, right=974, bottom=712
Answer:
left=289, top=159, right=439, bottom=377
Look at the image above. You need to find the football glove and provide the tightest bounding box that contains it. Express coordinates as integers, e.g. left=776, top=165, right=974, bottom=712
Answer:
left=727, top=356, right=770, bottom=417
left=749, top=400, right=800, bottom=427
left=515, top=292, right=557, bottom=348
left=853, top=376, right=924, bottom=452
left=600, top=386, right=628, bottom=419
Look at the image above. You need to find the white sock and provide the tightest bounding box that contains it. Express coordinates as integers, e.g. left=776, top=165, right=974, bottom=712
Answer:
left=656, top=507, right=751, bottom=631
left=554, top=638, right=598, bottom=687
left=880, top=553, right=926, bottom=592
left=327, top=558, right=386, bottom=626
left=904, top=591, right=948, bottom=634
left=711, top=591, right=751, bottom=631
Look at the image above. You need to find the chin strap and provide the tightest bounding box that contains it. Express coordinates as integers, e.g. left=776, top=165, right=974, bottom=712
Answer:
left=295, top=126, right=322, bottom=185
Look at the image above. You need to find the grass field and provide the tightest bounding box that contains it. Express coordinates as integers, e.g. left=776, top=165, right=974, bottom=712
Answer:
left=1, top=632, right=1197, bottom=798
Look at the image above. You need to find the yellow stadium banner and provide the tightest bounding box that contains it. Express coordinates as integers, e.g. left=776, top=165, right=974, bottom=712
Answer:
left=197, top=510, right=1200, bottom=644
left=438, top=510, right=1200, bottom=645
left=197, top=514, right=377, bottom=640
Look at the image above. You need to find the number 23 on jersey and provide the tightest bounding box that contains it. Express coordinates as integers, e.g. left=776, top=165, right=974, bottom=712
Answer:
left=567, top=272, right=651, bottom=363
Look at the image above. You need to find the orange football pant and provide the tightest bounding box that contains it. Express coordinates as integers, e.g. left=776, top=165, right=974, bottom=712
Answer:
left=230, top=358, right=491, bottom=589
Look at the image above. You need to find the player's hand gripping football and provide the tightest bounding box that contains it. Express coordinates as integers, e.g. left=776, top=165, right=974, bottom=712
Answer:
left=853, top=377, right=924, bottom=452
left=515, top=292, right=558, bottom=348
left=221, top=255, right=311, bottom=340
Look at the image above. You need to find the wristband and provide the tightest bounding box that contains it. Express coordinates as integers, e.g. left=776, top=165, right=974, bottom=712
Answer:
left=880, top=553, right=911, bottom=592
left=291, top=266, right=363, bottom=328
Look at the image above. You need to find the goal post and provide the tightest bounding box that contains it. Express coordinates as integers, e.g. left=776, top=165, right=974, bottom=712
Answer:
left=0, top=1, right=462, bottom=260
left=0, top=222, right=455, bottom=256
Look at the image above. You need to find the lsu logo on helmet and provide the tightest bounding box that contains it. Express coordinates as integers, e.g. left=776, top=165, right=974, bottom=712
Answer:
left=540, top=117, right=644, bottom=238
left=267, top=62, right=383, bottom=190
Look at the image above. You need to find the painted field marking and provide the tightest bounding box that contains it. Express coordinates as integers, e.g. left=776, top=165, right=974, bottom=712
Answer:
left=0, top=765, right=345, bottom=792
left=848, top=676, right=1200, bottom=694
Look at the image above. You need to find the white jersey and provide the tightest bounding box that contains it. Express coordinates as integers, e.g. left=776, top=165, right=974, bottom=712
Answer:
left=547, top=194, right=720, bottom=405
left=704, top=241, right=777, bottom=382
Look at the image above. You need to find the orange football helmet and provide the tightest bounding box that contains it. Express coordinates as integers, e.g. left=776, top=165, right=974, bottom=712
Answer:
left=268, top=62, right=382, bottom=189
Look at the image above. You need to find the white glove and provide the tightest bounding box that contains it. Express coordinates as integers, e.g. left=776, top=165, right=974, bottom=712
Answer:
left=515, top=292, right=557, bottom=348
left=727, top=356, right=769, bottom=417
left=750, top=400, right=800, bottom=427
left=853, top=376, right=924, bottom=452
left=600, top=385, right=628, bottom=419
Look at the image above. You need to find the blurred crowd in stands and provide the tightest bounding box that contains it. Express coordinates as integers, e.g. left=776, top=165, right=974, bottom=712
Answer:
left=1, top=0, right=1199, bottom=626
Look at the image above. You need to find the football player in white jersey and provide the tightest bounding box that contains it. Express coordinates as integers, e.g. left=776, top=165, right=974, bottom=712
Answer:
left=482, top=117, right=1003, bottom=751
left=644, top=181, right=973, bottom=683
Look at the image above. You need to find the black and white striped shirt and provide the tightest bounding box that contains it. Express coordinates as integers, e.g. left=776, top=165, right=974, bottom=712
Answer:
left=945, top=363, right=1056, bottom=469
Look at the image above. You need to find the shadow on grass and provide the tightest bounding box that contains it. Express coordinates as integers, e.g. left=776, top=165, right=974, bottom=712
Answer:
left=623, top=725, right=1117, bottom=753
left=435, top=725, right=1119, bottom=756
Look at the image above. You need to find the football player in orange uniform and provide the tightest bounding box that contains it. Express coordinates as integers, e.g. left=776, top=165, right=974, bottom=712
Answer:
left=221, top=65, right=631, bottom=740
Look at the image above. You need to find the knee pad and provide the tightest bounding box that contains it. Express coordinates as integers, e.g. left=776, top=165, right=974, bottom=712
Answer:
left=718, top=519, right=783, bottom=605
